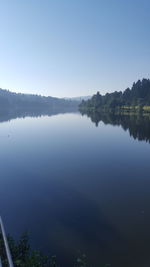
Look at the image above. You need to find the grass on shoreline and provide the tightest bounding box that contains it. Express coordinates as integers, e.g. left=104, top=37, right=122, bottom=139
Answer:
left=79, top=105, right=150, bottom=116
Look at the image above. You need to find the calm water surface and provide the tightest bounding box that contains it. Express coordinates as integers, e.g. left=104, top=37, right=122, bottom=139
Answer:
left=0, top=112, right=150, bottom=266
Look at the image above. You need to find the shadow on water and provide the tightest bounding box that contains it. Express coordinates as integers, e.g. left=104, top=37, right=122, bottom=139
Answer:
left=28, top=177, right=126, bottom=267
left=22, top=175, right=150, bottom=267
left=80, top=110, right=150, bottom=143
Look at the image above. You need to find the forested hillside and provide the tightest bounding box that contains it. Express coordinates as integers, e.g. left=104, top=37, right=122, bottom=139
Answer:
left=0, top=89, right=78, bottom=110
left=79, top=79, right=150, bottom=111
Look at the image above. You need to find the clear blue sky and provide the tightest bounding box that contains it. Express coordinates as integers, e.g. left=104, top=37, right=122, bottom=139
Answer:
left=0, top=0, right=149, bottom=97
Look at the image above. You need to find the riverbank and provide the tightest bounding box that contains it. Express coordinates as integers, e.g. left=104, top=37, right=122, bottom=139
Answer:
left=79, top=105, right=150, bottom=116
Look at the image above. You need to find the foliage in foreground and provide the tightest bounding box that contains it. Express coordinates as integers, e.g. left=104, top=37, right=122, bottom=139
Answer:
left=0, top=233, right=110, bottom=267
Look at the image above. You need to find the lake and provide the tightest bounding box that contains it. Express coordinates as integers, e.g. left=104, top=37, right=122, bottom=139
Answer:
left=0, top=111, right=150, bottom=267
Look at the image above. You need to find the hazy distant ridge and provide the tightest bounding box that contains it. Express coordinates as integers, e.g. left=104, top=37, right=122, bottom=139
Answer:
left=0, top=88, right=79, bottom=110
left=64, top=96, right=91, bottom=102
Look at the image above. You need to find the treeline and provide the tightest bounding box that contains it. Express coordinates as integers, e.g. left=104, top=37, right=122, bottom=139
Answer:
left=79, top=79, right=150, bottom=111
left=0, top=89, right=79, bottom=110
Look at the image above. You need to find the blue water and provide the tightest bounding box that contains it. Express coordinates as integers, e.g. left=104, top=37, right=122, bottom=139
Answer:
left=0, top=112, right=150, bottom=266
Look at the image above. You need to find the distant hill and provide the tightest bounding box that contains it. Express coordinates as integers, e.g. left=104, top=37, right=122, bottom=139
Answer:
left=64, top=96, right=91, bottom=102
left=79, top=79, right=150, bottom=111
left=0, top=88, right=79, bottom=110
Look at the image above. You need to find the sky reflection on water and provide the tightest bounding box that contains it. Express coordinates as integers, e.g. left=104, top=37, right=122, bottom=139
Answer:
left=0, top=111, right=150, bottom=266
